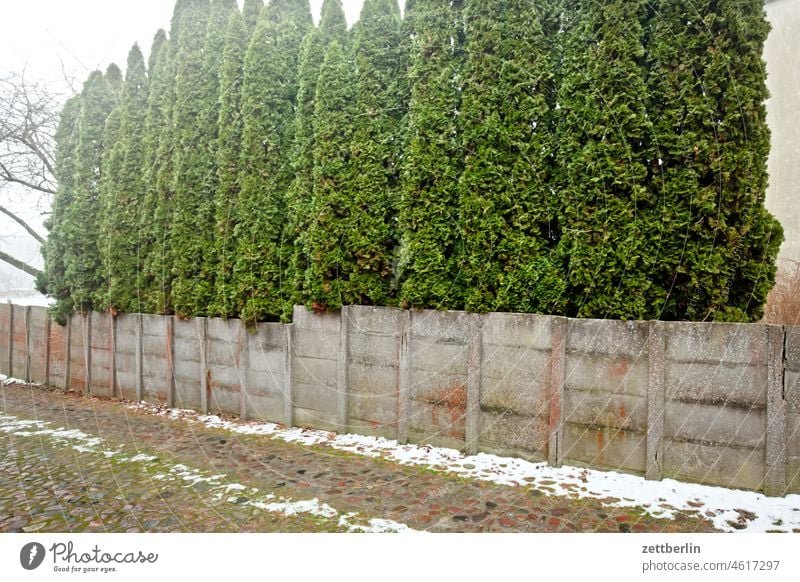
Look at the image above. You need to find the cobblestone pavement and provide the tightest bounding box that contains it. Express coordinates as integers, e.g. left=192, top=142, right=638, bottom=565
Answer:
left=1, top=382, right=719, bottom=533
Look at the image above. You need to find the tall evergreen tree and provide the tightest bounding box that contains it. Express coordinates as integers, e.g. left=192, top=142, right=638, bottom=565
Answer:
left=286, top=0, right=348, bottom=306
left=97, top=44, right=149, bottom=313
left=242, top=0, right=263, bottom=34
left=232, top=0, right=312, bottom=323
left=304, top=40, right=363, bottom=309
left=333, top=0, right=406, bottom=306
left=170, top=0, right=239, bottom=318
left=397, top=0, right=465, bottom=310
left=556, top=0, right=658, bottom=319
left=138, top=29, right=172, bottom=313
left=212, top=9, right=248, bottom=317
left=61, top=70, right=119, bottom=313
left=459, top=0, right=566, bottom=314
left=39, top=95, right=83, bottom=324
left=645, top=0, right=782, bottom=321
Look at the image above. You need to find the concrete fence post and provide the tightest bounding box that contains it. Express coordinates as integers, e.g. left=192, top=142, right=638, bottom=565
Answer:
left=110, top=314, right=118, bottom=399
left=283, top=323, right=294, bottom=427
left=24, top=306, right=31, bottom=383
left=646, top=321, right=666, bottom=481
left=397, top=310, right=412, bottom=445
left=765, top=325, right=787, bottom=496
left=548, top=316, right=567, bottom=467
left=197, top=317, right=209, bottom=414
left=7, top=301, right=14, bottom=378
left=239, top=323, right=249, bottom=420
left=466, top=313, right=483, bottom=456
left=135, top=314, right=143, bottom=403
left=337, top=307, right=350, bottom=433
left=44, top=316, right=52, bottom=386
left=64, top=313, right=71, bottom=392
left=84, top=312, right=92, bottom=395
left=165, top=316, right=175, bottom=408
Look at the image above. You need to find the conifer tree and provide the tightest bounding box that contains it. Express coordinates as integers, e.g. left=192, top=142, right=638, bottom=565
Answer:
left=212, top=10, right=248, bottom=317
left=331, top=0, right=406, bottom=306
left=39, top=95, right=83, bottom=324
left=242, top=0, right=263, bottom=34
left=556, top=0, right=658, bottom=319
left=645, top=0, right=782, bottom=321
left=459, top=0, right=566, bottom=314
left=138, top=29, right=172, bottom=313
left=232, top=0, right=312, bottom=323
left=61, top=70, right=119, bottom=313
left=286, top=0, right=348, bottom=306
left=304, top=40, right=363, bottom=308
left=97, top=44, right=149, bottom=313
left=397, top=0, right=465, bottom=310
left=170, top=0, right=241, bottom=318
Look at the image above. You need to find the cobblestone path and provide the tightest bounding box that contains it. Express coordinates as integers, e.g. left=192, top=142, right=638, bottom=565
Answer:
left=1, top=382, right=718, bottom=533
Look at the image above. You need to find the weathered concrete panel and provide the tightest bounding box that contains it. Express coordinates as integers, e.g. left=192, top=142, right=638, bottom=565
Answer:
left=663, top=439, right=764, bottom=491
left=563, top=423, right=646, bottom=473
left=206, top=318, right=241, bottom=342
left=347, top=305, right=404, bottom=336
left=142, top=334, right=166, bottom=357
left=293, top=329, right=340, bottom=360
left=346, top=417, right=397, bottom=439
left=245, top=392, right=283, bottom=423
left=207, top=338, right=240, bottom=367
left=294, top=357, right=337, bottom=389
left=410, top=309, right=470, bottom=341
left=666, top=362, right=767, bottom=408
left=90, top=313, right=111, bottom=349
left=481, top=312, right=551, bottom=350
left=349, top=333, right=398, bottom=367
left=565, top=353, right=648, bottom=397
left=293, top=406, right=337, bottom=432
left=563, top=390, right=647, bottom=432
left=665, top=401, right=766, bottom=449
left=252, top=322, right=285, bottom=350
left=787, top=458, right=800, bottom=494
left=11, top=305, right=27, bottom=377
left=141, top=356, right=169, bottom=403
left=116, top=351, right=137, bottom=401
left=348, top=363, right=397, bottom=398
left=481, top=345, right=550, bottom=381
left=48, top=321, right=68, bottom=389
left=412, top=341, right=468, bottom=375
left=292, top=306, right=341, bottom=333
left=208, top=384, right=240, bottom=416
left=348, top=393, right=397, bottom=428
left=0, top=304, right=10, bottom=374
left=68, top=315, right=87, bottom=393
left=665, top=322, right=767, bottom=365
left=785, top=370, right=800, bottom=412
left=787, top=412, right=800, bottom=457
left=478, top=411, right=548, bottom=458
left=28, top=308, right=48, bottom=383
left=782, top=326, right=800, bottom=370
left=293, top=381, right=337, bottom=415
left=141, top=315, right=165, bottom=337
left=480, top=376, right=548, bottom=417
left=408, top=380, right=467, bottom=449
left=566, top=318, right=648, bottom=357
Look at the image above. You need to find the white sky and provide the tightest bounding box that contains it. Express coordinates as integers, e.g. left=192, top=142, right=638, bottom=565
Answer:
left=0, top=1, right=375, bottom=292
left=1, top=1, right=370, bottom=88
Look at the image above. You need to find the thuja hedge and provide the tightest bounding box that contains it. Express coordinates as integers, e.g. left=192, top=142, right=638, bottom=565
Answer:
left=40, top=0, right=782, bottom=325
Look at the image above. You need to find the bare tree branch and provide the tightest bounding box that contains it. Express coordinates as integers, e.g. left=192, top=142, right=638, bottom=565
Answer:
left=0, top=204, right=45, bottom=244
left=0, top=248, right=42, bottom=278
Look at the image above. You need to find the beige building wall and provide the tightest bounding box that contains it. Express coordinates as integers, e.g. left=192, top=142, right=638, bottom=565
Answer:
left=765, top=0, right=800, bottom=266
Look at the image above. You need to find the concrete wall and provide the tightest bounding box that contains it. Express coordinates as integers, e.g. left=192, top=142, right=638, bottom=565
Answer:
left=1, top=303, right=797, bottom=496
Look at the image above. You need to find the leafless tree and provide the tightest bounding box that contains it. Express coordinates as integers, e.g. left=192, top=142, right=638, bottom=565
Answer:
left=0, top=68, right=64, bottom=278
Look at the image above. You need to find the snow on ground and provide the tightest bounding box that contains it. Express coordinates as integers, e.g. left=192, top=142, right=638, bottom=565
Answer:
left=129, top=399, right=800, bottom=533
left=0, top=408, right=413, bottom=533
